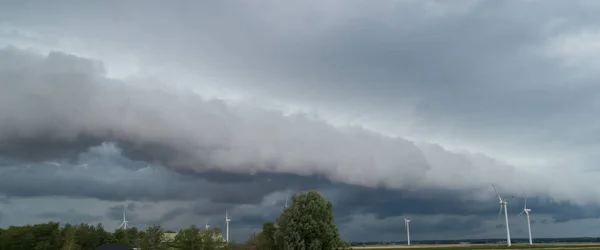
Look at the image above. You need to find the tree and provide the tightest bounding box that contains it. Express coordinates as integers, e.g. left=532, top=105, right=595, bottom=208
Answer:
left=60, top=225, right=79, bottom=250
left=140, top=224, right=167, bottom=250
left=173, top=225, right=202, bottom=250
left=113, top=228, right=130, bottom=246
left=199, top=228, right=220, bottom=250
left=262, top=222, right=276, bottom=250
left=103, top=233, right=118, bottom=244
left=125, top=227, right=141, bottom=248
left=32, top=222, right=61, bottom=250
left=243, top=232, right=263, bottom=250
left=275, top=190, right=348, bottom=250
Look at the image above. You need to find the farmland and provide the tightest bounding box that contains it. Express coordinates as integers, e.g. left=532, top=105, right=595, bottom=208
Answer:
left=352, top=243, right=600, bottom=250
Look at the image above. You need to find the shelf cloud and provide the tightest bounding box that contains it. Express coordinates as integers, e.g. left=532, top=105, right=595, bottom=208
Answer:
left=2, top=0, right=600, bottom=241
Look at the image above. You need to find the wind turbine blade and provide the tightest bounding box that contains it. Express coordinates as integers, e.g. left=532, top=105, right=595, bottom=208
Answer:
left=524, top=197, right=528, bottom=209
left=492, top=184, right=503, bottom=202
left=498, top=205, right=503, bottom=220
left=518, top=210, right=524, bottom=216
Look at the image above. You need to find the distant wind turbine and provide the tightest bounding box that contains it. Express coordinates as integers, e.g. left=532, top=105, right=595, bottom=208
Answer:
left=404, top=217, right=411, bottom=246
left=492, top=184, right=512, bottom=247
left=118, top=205, right=129, bottom=230
left=205, top=220, right=210, bottom=230
left=282, top=195, right=289, bottom=210
left=225, top=210, right=231, bottom=242
left=518, top=197, right=533, bottom=245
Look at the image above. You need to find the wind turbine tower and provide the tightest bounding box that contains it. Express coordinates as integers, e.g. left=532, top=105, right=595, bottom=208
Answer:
left=225, top=210, right=231, bottom=242
left=118, top=206, right=129, bottom=230
left=492, top=184, right=512, bottom=247
left=404, top=217, right=411, bottom=246
left=518, top=197, right=533, bottom=245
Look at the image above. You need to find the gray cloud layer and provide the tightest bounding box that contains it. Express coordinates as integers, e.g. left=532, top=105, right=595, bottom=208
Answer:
left=0, top=46, right=560, bottom=202
left=2, top=0, right=600, bottom=241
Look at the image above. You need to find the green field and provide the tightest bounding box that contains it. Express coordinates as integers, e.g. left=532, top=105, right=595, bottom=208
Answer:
left=352, top=243, right=600, bottom=250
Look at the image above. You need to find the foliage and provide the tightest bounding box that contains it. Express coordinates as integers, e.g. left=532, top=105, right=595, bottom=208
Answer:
left=275, top=190, right=348, bottom=250
left=139, top=224, right=167, bottom=250
left=0, top=190, right=348, bottom=250
left=0, top=222, right=231, bottom=250
left=241, top=222, right=276, bottom=250
left=261, top=222, right=276, bottom=250
left=173, top=225, right=202, bottom=250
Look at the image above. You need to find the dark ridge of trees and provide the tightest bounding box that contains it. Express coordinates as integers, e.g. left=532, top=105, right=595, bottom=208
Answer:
left=0, top=190, right=348, bottom=250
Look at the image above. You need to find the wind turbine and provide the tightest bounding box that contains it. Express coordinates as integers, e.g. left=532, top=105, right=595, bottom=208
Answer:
left=518, top=197, right=533, bottom=245
left=225, top=210, right=231, bottom=242
left=118, top=205, right=129, bottom=230
left=283, top=196, right=288, bottom=210
left=404, top=217, right=411, bottom=246
left=205, top=220, right=210, bottom=230
left=492, top=184, right=512, bottom=247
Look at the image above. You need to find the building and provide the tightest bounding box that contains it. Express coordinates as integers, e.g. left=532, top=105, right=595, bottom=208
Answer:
left=163, top=230, right=226, bottom=243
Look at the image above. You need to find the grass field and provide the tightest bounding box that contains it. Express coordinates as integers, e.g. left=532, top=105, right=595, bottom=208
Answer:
left=351, top=242, right=600, bottom=249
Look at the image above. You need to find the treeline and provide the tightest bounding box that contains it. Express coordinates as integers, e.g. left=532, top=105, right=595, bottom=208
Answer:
left=0, top=222, right=232, bottom=250
left=0, top=190, right=349, bottom=250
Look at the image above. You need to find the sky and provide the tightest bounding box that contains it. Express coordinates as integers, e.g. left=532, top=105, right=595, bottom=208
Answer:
left=1, top=0, right=600, bottom=242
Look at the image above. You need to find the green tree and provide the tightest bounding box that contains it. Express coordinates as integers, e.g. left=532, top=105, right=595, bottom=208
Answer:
left=140, top=224, right=167, bottom=250
left=262, top=222, right=276, bottom=250
left=60, top=225, right=79, bottom=250
left=199, top=228, right=219, bottom=250
left=114, top=228, right=130, bottom=246
left=243, top=232, right=262, bottom=250
left=126, top=227, right=141, bottom=248
left=31, top=222, right=61, bottom=250
left=173, top=225, right=202, bottom=250
left=103, top=232, right=118, bottom=244
left=94, top=223, right=114, bottom=245
left=74, top=223, right=96, bottom=249
left=275, top=190, right=348, bottom=250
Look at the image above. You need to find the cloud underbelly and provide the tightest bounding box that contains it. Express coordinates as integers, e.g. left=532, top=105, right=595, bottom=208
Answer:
left=0, top=46, right=432, bottom=190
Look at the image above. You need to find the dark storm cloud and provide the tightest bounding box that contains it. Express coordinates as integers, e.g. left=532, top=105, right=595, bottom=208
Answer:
left=235, top=214, right=277, bottom=229
left=38, top=209, right=103, bottom=224
left=106, top=203, right=138, bottom=221
left=191, top=203, right=229, bottom=217
left=158, top=207, right=188, bottom=223
left=545, top=203, right=600, bottom=223
left=6, top=0, right=598, bottom=141
left=5, top=1, right=600, bottom=156
left=331, top=186, right=497, bottom=219
left=0, top=142, right=333, bottom=205
left=0, top=34, right=596, bottom=209
left=0, top=158, right=201, bottom=202
left=329, top=185, right=600, bottom=224
left=0, top=135, right=103, bottom=162
left=0, top=141, right=596, bottom=229
left=379, top=216, right=485, bottom=236
left=4, top=0, right=600, bottom=241
left=0, top=46, right=443, bottom=195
